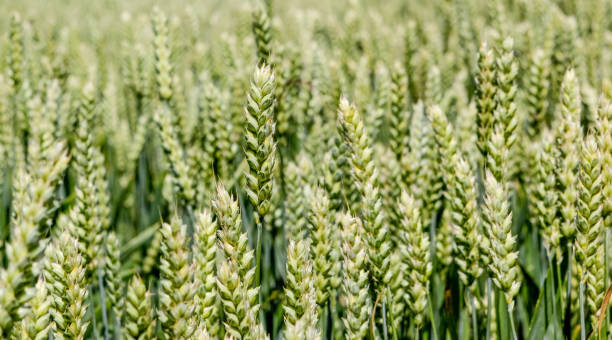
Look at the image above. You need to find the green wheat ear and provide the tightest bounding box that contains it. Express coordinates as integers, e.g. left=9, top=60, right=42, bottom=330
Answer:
left=398, top=190, right=431, bottom=329
left=123, top=275, right=156, bottom=340
left=306, top=187, right=335, bottom=308
left=19, top=278, right=52, bottom=340
left=252, top=3, right=273, bottom=65
left=44, top=229, right=90, bottom=339
left=339, top=212, right=370, bottom=340
left=475, top=42, right=496, bottom=167
left=243, top=63, right=277, bottom=225
left=158, top=216, right=197, bottom=339
left=283, top=239, right=316, bottom=329
left=556, top=68, right=581, bottom=239
left=104, top=232, right=123, bottom=333
left=338, top=96, right=391, bottom=293
left=575, top=134, right=604, bottom=329
left=482, top=169, right=520, bottom=311
left=193, top=209, right=220, bottom=337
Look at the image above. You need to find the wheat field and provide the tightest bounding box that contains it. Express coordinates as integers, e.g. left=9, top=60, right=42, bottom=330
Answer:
left=1, top=0, right=612, bottom=339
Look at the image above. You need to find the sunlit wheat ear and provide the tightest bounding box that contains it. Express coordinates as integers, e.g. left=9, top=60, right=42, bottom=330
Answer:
left=575, top=134, right=604, bottom=328
left=213, top=183, right=260, bottom=337
left=217, top=259, right=254, bottom=339
left=0, top=97, right=69, bottom=331
left=193, top=210, right=220, bottom=337
left=492, top=37, right=519, bottom=181
left=398, top=191, right=431, bottom=328
left=338, top=96, right=391, bottom=292
left=482, top=170, right=520, bottom=311
left=338, top=212, right=371, bottom=340
left=158, top=216, right=197, bottom=339
left=44, top=230, right=89, bottom=339
left=123, top=275, right=156, bottom=340
left=243, top=63, right=277, bottom=225
left=306, top=187, right=335, bottom=307
left=283, top=239, right=316, bottom=330
left=20, top=278, right=52, bottom=340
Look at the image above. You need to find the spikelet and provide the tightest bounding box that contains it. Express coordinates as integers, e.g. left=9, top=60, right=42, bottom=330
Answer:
left=243, top=64, right=277, bottom=225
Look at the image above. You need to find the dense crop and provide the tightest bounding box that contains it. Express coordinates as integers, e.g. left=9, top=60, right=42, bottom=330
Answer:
left=1, top=0, right=612, bottom=339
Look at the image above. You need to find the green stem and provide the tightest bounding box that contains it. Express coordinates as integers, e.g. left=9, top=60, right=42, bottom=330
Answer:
left=556, top=259, right=563, bottom=308
left=428, top=292, right=438, bottom=340
left=386, top=288, right=399, bottom=340
left=97, top=268, right=110, bottom=340
left=579, top=280, right=585, bottom=340
left=486, top=278, right=492, bottom=340
left=255, top=219, right=263, bottom=324
left=605, top=228, right=609, bottom=339
left=508, top=305, right=518, bottom=340
left=547, top=255, right=559, bottom=340
left=382, top=300, right=389, bottom=340
left=470, top=291, right=478, bottom=340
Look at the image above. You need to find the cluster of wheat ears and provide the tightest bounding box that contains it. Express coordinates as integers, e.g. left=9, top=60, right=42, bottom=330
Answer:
left=1, top=0, right=612, bottom=339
